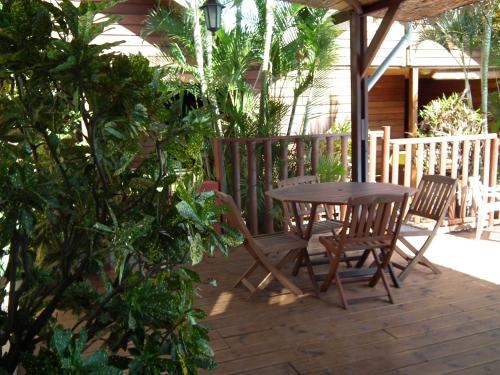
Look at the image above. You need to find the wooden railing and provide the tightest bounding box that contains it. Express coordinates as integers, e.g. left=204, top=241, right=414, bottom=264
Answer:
left=213, top=134, right=350, bottom=235
left=214, top=129, right=499, bottom=234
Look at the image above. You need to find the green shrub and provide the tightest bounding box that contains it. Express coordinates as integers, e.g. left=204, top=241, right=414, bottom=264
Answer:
left=0, top=1, right=241, bottom=373
left=418, top=93, right=483, bottom=136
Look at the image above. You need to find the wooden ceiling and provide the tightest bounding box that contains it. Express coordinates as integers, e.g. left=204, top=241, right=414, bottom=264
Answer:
left=284, top=0, right=479, bottom=21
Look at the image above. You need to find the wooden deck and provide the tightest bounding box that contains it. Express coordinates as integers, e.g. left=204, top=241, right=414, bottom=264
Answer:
left=196, top=230, right=500, bottom=375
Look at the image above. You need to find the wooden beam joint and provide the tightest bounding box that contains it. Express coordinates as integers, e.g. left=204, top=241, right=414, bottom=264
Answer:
left=360, top=2, right=401, bottom=78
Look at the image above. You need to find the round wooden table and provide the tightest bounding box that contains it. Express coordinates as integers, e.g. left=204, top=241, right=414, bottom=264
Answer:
left=267, top=182, right=416, bottom=208
left=267, top=182, right=417, bottom=289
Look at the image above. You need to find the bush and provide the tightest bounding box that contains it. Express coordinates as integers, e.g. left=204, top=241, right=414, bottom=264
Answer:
left=0, top=1, right=241, bottom=373
left=418, top=93, right=483, bottom=136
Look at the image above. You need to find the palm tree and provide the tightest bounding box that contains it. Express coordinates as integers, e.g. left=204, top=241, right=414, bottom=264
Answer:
left=420, top=6, right=481, bottom=108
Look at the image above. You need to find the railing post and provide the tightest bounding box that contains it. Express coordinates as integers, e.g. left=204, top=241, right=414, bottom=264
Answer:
left=368, top=131, right=377, bottom=182
left=392, top=144, right=399, bottom=184
left=212, top=138, right=226, bottom=192
left=382, top=126, right=390, bottom=183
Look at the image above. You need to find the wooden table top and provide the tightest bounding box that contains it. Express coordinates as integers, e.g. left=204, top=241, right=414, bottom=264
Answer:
left=267, top=182, right=417, bottom=205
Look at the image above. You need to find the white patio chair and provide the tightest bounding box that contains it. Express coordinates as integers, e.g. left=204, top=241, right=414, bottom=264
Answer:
left=469, top=176, right=500, bottom=240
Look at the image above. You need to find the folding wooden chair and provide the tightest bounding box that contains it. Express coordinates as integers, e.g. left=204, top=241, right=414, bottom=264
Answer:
left=392, top=175, right=458, bottom=281
left=278, top=176, right=347, bottom=275
left=278, top=175, right=340, bottom=236
left=319, top=194, right=409, bottom=309
left=216, top=191, right=314, bottom=298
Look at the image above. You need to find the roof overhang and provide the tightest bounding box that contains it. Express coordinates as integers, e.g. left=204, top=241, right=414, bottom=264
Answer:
left=285, top=0, right=479, bottom=22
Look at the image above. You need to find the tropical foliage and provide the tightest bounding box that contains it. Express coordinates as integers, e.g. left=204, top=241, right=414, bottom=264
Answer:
left=144, top=0, right=339, bottom=138
left=0, top=0, right=241, bottom=373
left=418, top=93, right=483, bottom=136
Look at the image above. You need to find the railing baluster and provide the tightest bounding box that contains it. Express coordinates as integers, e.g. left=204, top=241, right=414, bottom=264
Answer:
left=247, top=141, right=258, bottom=235
left=382, top=126, right=390, bottom=183
left=461, top=140, right=470, bottom=220
left=473, top=140, right=481, bottom=177
left=416, top=143, right=424, bottom=187
left=341, top=136, right=348, bottom=181
left=404, top=144, right=412, bottom=187
left=311, top=137, right=320, bottom=175
left=483, top=139, right=491, bottom=188
left=489, top=138, right=499, bottom=225
left=230, top=141, right=241, bottom=208
left=439, top=142, right=447, bottom=176
left=280, top=141, right=289, bottom=180
left=368, top=132, right=377, bottom=182
left=326, top=136, right=334, bottom=156
left=264, top=140, right=274, bottom=233
left=392, top=143, right=399, bottom=184
left=296, top=138, right=305, bottom=176
left=428, top=143, right=436, bottom=175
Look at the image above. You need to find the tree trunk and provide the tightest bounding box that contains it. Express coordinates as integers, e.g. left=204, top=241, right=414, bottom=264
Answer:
left=205, top=32, right=223, bottom=135
left=191, top=1, right=208, bottom=104
left=481, top=11, right=492, bottom=133
left=258, top=0, right=275, bottom=130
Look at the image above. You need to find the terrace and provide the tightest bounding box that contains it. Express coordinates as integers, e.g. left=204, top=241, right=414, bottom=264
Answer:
left=196, top=230, right=500, bottom=374
left=1, top=0, right=499, bottom=374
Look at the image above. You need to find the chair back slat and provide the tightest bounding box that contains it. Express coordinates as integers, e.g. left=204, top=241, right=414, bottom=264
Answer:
left=278, top=175, right=320, bottom=217
left=407, top=175, right=457, bottom=221
left=340, top=194, right=409, bottom=250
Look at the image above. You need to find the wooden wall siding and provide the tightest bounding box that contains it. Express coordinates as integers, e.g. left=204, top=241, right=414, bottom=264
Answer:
left=70, top=0, right=176, bottom=65
left=368, top=75, right=406, bottom=138
left=419, top=78, right=498, bottom=111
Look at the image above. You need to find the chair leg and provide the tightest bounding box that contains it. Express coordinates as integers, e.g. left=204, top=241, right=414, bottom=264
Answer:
left=234, top=261, right=259, bottom=288
left=321, top=252, right=342, bottom=292
left=355, top=249, right=370, bottom=268
left=302, top=249, right=319, bottom=294
left=476, top=211, right=486, bottom=240
left=335, top=273, right=349, bottom=310
left=292, top=252, right=303, bottom=276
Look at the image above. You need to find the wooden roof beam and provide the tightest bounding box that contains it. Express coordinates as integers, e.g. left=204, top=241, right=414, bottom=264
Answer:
left=345, top=0, right=363, bottom=14
left=360, top=1, right=401, bottom=78
left=362, top=0, right=405, bottom=17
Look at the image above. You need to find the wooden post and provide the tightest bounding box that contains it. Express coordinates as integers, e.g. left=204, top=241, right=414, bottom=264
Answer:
left=247, top=141, right=258, bottom=235
left=461, top=140, right=470, bottom=221
left=404, top=144, right=412, bottom=187
left=230, top=141, right=241, bottom=208
left=264, top=140, right=274, bottom=233
left=407, top=67, right=419, bottom=136
left=212, top=138, right=226, bottom=192
left=382, top=126, right=391, bottom=183
left=350, top=12, right=368, bottom=182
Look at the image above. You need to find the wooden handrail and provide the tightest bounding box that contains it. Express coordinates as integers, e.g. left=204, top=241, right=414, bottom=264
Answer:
left=219, top=133, right=350, bottom=144
left=390, top=133, right=497, bottom=145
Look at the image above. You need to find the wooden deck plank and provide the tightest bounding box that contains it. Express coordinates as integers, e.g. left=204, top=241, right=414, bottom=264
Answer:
left=190, top=234, right=500, bottom=374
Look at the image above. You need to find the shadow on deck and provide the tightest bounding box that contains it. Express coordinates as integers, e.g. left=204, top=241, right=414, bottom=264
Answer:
left=195, top=229, right=500, bottom=375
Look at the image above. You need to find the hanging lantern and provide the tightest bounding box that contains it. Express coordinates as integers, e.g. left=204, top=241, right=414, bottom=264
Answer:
left=200, top=0, right=225, bottom=34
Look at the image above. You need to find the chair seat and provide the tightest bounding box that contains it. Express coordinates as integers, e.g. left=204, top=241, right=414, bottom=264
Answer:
left=399, top=223, right=433, bottom=237
left=255, top=232, right=308, bottom=255
left=311, top=219, right=344, bottom=235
